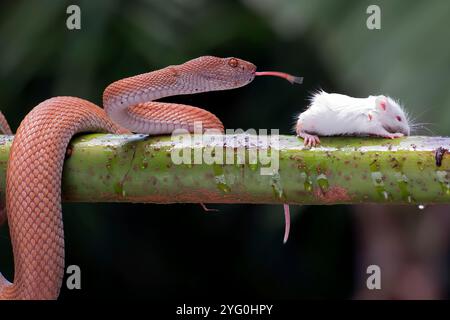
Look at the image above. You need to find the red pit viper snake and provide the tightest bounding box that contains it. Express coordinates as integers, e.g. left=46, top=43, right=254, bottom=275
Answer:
left=0, top=56, right=301, bottom=299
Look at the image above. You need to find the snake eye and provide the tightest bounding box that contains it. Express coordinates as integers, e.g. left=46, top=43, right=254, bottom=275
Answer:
left=228, top=58, right=238, bottom=68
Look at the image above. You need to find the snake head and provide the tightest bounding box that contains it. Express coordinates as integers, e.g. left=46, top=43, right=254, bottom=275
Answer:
left=182, top=56, right=256, bottom=91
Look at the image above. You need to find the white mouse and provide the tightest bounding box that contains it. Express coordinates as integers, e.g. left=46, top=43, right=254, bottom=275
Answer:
left=295, top=91, right=411, bottom=146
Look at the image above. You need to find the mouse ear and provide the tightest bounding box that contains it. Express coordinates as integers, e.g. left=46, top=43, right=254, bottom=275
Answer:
left=375, top=96, right=387, bottom=111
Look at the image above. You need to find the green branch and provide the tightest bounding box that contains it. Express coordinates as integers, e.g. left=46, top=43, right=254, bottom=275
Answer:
left=0, top=134, right=449, bottom=205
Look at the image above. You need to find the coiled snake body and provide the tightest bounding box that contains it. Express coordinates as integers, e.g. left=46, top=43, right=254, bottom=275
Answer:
left=0, top=56, right=300, bottom=299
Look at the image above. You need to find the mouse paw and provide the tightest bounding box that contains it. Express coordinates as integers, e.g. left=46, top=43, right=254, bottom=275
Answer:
left=298, top=132, right=321, bottom=147
left=382, top=132, right=404, bottom=139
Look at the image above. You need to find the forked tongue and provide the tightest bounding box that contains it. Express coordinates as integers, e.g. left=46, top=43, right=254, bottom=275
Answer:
left=255, top=71, right=303, bottom=84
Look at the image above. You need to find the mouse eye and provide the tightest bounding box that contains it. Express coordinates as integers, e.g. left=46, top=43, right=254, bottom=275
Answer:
left=396, top=116, right=402, bottom=122
left=228, top=58, right=238, bottom=68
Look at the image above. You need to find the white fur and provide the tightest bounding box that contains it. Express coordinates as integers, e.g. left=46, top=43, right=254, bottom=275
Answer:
left=296, top=91, right=410, bottom=137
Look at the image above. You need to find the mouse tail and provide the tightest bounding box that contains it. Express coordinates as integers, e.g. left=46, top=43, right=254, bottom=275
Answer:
left=283, top=204, right=291, bottom=244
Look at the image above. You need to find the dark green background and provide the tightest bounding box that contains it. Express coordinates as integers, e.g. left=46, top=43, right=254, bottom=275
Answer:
left=0, top=0, right=448, bottom=299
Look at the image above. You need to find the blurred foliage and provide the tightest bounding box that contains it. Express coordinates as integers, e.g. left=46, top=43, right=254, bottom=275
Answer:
left=244, top=0, right=450, bottom=134
left=0, top=0, right=448, bottom=299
